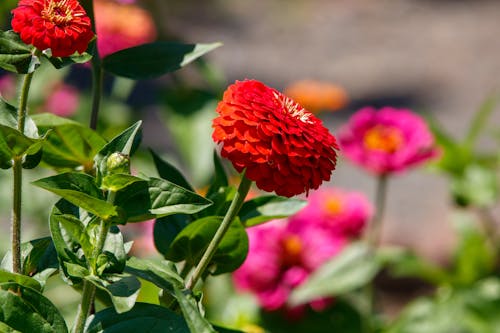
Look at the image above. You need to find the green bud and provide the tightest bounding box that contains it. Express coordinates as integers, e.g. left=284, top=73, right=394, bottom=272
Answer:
left=106, top=152, right=130, bottom=175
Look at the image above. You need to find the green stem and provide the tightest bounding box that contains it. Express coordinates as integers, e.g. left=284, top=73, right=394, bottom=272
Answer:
left=72, top=191, right=116, bottom=333
left=71, top=280, right=95, bottom=333
left=186, top=172, right=252, bottom=290
left=89, top=59, right=103, bottom=130
left=11, top=70, right=35, bottom=274
left=367, top=174, right=388, bottom=247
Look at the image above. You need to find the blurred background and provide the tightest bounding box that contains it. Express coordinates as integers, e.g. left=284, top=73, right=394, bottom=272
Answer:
left=1, top=0, right=500, bottom=288
left=126, top=0, right=500, bottom=262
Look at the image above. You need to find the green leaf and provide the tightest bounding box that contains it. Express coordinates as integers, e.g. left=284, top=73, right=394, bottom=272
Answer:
left=46, top=52, right=92, bottom=69
left=239, top=196, right=307, bottom=227
left=0, top=124, right=43, bottom=157
left=85, top=274, right=141, bottom=314
left=114, top=177, right=212, bottom=222
left=377, top=246, right=450, bottom=285
left=289, top=243, right=380, bottom=306
left=451, top=212, right=496, bottom=286
left=85, top=302, right=190, bottom=333
left=205, top=151, right=229, bottom=198
left=0, top=97, right=39, bottom=138
left=261, top=300, right=363, bottom=333
left=92, top=226, right=127, bottom=276
left=102, top=42, right=222, bottom=79
left=0, top=270, right=42, bottom=291
left=150, top=149, right=194, bottom=191
left=1, top=237, right=58, bottom=288
left=32, top=113, right=106, bottom=170
left=101, top=174, right=145, bottom=192
left=124, top=257, right=183, bottom=293
left=451, top=164, right=499, bottom=208
left=0, top=282, right=68, bottom=333
left=166, top=216, right=248, bottom=275
left=174, top=287, right=217, bottom=333
left=465, top=96, right=499, bottom=146
left=153, top=214, right=190, bottom=256
left=49, top=199, right=91, bottom=283
left=33, top=172, right=120, bottom=221
left=0, top=30, right=37, bottom=74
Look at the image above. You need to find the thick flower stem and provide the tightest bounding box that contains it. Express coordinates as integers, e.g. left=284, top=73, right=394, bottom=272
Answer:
left=186, top=173, right=252, bottom=290
left=367, top=174, right=388, bottom=247
left=11, top=70, right=35, bottom=274
left=72, top=192, right=116, bottom=333
left=71, top=280, right=95, bottom=333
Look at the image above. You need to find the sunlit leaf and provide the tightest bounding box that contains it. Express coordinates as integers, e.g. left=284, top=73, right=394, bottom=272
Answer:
left=114, top=177, right=212, bottom=222
left=33, top=172, right=119, bottom=221
left=86, top=274, right=141, bottom=314
left=239, top=195, right=307, bottom=227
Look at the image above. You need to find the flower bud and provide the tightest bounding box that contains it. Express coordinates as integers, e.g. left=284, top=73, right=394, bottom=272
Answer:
left=106, top=152, right=130, bottom=175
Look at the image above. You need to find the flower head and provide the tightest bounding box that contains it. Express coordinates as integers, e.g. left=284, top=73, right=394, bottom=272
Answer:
left=283, top=79, right=348, bottom=114
left=212, top=80, right=339, bottom=197
left=338, top=107, right=439, bottom=175
left=11, top=0, right=94, bottom=58
left=289, top=187, right=373, bottom=238
left=94, top=0, right=156, bottom=58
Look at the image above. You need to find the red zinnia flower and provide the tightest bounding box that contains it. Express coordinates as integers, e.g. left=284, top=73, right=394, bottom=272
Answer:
left=212, top=80, right=339, bottom=197
left=11, top=0, right=94, bottom=58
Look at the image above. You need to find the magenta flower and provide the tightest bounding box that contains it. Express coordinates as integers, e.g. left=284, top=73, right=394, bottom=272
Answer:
left=233, top=219, right=345, bottom=314
left=44, top=84, right=79, bottom=117
left=289, top=187, right=373, bottom=239
left=338, top=107, right=439, bottom=175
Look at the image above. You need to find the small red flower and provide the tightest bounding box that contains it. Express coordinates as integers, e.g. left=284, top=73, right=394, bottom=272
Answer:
left=212, top=80, right=339, bottom=197
left=11, top=0, right=94, bottom=58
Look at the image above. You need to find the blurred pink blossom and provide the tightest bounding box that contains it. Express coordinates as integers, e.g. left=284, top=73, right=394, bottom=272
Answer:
left=0, top=74, right=16, bottom=100
left=338, top=106, right=439, bottom=175
left=290, top=187, right=373, bottom=239
left=44, top=84, right=79, bottom=117
left=120, top=219, right=156, bottom=257
left=234, top=187, right=371, bottom=316
left=94, top=0, right=157, bottom=58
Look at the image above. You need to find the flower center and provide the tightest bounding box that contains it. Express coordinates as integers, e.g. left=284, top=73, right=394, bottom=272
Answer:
left=323, top=196, right=343, bottom=215
left=363, top=125, right=404, bottom=153
left=281, top=235, right=303, bottom=266
left=273, top=91, right=313, bottom=124
left=42, top=0, right=73, bottom=25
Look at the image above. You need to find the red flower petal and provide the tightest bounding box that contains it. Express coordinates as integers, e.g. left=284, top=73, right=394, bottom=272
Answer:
left=212, top=80, right=339, bottom=197
left=11, top=0, right=94, bottom=58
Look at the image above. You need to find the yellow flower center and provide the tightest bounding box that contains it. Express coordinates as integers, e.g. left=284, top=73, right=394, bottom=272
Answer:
left=281, top=235, right=302, bottom=266
left=363, top=125, right=404, bottom=153
left=323, top=196, right=343, bottom=215
left=42, top=0, right=73, bottom=25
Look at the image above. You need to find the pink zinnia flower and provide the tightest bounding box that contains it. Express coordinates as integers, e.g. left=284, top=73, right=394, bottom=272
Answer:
left=94, top=0, right=157, bottom=58
left=289, top=187, right=373, bottom=239
left=44, top=83, right=79, bottom=117
left=338, top=107, right=439, bottom=175
left=233, top=219, right=345, bottom=314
